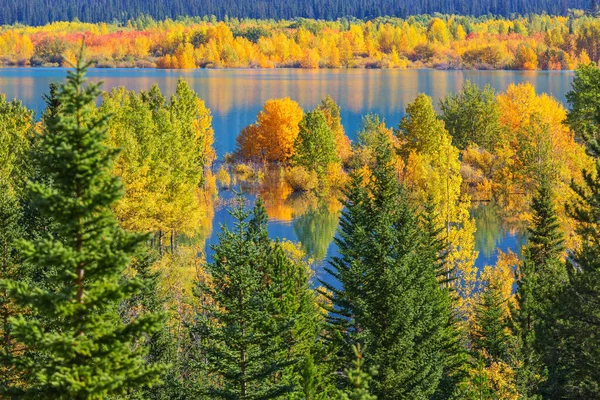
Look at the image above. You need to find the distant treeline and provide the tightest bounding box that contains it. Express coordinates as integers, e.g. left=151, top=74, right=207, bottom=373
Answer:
left=0, top=0, right=596, bottom=25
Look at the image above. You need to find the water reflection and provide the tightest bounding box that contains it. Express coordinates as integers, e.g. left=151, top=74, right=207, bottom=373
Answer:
left=216, top=167, right=342, bottom=264
left=471, top=201, right=528, bottom=267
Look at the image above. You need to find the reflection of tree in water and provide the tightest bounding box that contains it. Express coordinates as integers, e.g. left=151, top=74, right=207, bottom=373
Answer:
left=233, top=165, right=342, bottom=260
left=292, top=194, right=342, bottom=261
left=471, top=201, right=528, bottom=261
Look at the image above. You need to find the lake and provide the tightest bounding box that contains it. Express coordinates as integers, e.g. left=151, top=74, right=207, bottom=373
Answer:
left=0, top=68, right=575, bottom=281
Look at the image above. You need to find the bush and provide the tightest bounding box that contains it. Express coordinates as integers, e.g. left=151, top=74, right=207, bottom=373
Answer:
left=285, top=166, right=319, bottom=192
left=216, top=166, right=231, bottom=188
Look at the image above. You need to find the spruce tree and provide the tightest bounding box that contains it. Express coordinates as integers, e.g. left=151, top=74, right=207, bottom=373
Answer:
left=193, top=197, right=320, bottom=399
left=512, top=178, right=566, bottom=396
left=546, top=159, right=600, bottom=397
left=545, top=68, right=600, bottom=397
left=337, top=345, right=377, bottom=400
left=473, top=283, right=511, bottom=364
left=0, top=55, right=165, bottom=399
left=420, top=198, right=470, bottom=400
left=566, top=63, right=600, bottom=158
left=322, top=130, right=461, bottom=399
left=0, top=183, right=25, bottom=393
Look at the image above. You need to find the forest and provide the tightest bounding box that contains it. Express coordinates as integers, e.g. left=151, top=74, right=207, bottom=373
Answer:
left=1, top=47, right=600, bottom=398
left=0, top=0, right=598, bottom=25
left=5, top=13, right=600, bottom=70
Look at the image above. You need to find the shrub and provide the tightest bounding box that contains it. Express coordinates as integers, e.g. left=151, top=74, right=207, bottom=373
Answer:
left=285, top=166, right=319, bottom=192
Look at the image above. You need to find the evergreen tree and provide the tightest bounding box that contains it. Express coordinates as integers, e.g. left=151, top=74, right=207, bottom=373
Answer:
left=470, top=282, right=519, bottom=400
left=322, top=130, right=461, bottom=399
left=0, top=55, right=165, bottom=399
left=546, top=159, right=600, bottom=397
left=420, top=198, right=470, bottom=400
left=293, top=109, right=339, bottom=177
left=544, top=65, right=600, bottom=397
left=42, top=82, right=61, bottom=124
left=337, top=345, right=377, bottom=400
left=193, top=197, right=320, bottom=399
left=473, top=283, right=511, bottom=364
left=0, top=0, right=585, bottom=25
left=589, top=0, right=600, bottom=16
left=512, top=178, right=566, bottom=397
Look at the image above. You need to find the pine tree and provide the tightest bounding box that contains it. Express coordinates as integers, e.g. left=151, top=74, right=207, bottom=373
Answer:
left=337, top=345, right=377, bottom=400
left=322, top=130, right=461, bottom=398
left=193, top=197, right=319, bottom=399
left=512, top=178, right=567, bottom=397
left=473, top=283, right=511, bottom=364
left=0, top=54, right=165, bottom=399
left=546, top=159, right=600, bottom=397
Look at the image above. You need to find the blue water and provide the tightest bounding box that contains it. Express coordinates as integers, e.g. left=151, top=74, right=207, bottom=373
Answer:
left=0, top=67, right=573, bottom=282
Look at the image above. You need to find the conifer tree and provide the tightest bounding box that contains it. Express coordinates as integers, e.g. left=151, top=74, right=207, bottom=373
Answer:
left=0, top=55, right=165, bottom=399
left=0, top=184, right=24, bottom=393
left=322, top=130, right=461, bottom=398
left=542, top=68, right=600, bottom=397
left=420, top=198, right=470, bottom=400
left=547, top=156, right=600, bottom=397
left=566, top=63, right=600, bottom=157
left=512, top=178, right=566, bottom=396
left=473, top=283, right=511, bottom=363
left=470, top=281, right=519, bottom=400
left=193, top=197, right=320, bottom=399
left=337, top=345, right=377, bottom=400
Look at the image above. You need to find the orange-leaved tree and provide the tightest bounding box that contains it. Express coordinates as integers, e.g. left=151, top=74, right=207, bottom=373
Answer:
left=236, top=97, right=304, bottom=163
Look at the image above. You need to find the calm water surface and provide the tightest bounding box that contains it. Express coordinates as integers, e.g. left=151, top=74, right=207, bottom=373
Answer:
left=0, top=68, right=574, bottom=281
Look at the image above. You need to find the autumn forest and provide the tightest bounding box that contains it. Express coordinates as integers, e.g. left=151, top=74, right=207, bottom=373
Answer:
left=2, top=2, right=600, bottom=400
left=3, top=13, right=600, bottom=70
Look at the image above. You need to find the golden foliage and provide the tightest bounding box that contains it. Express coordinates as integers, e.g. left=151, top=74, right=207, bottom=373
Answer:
left=236, top=98, right=304, bottom=163
left=2, top=15, right=599, bottom=70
